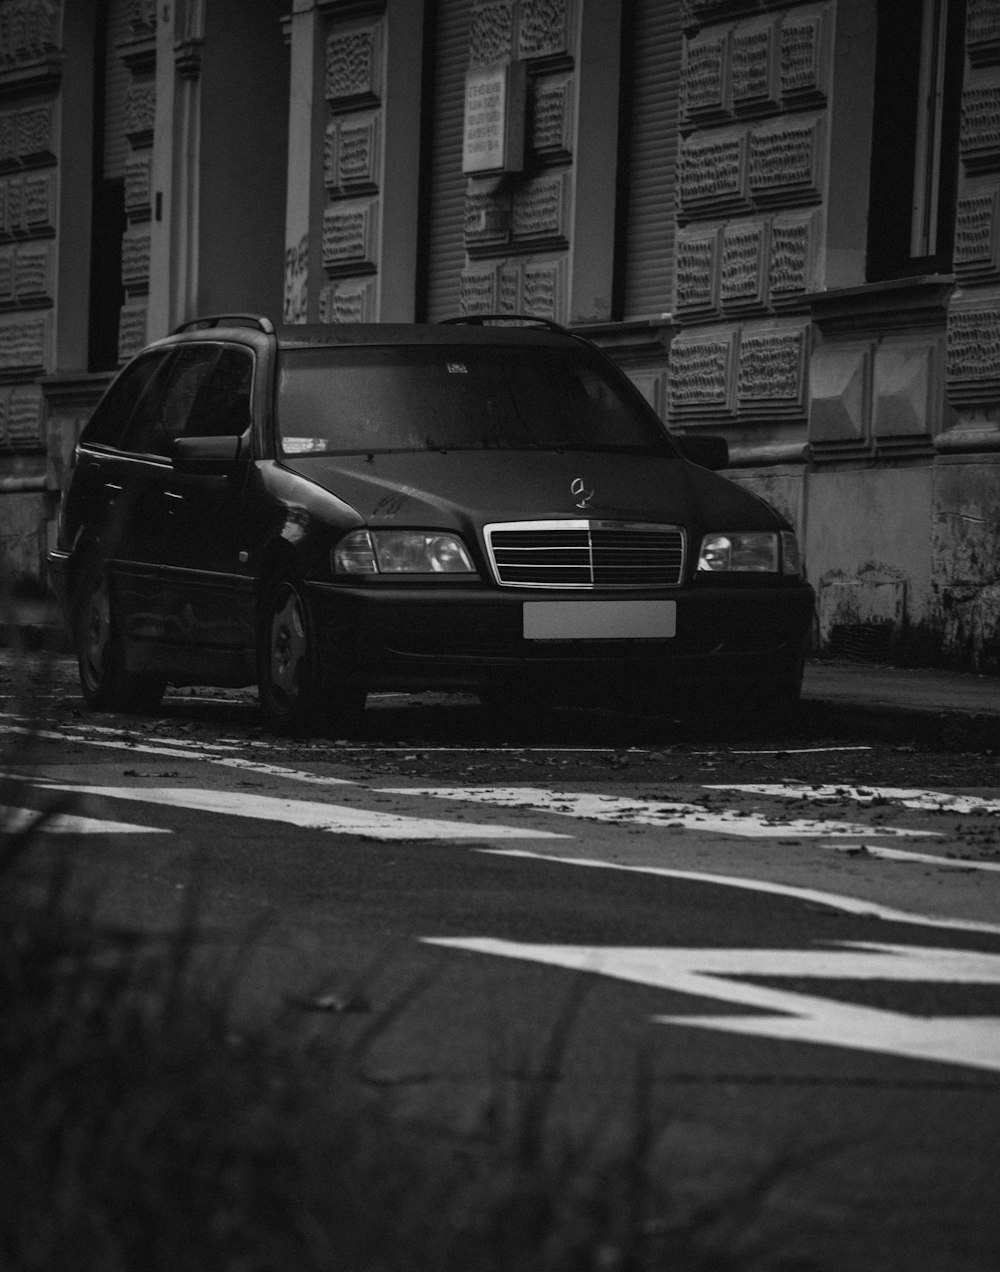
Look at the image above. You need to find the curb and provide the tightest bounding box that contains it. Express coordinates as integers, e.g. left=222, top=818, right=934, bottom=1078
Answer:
left=801, top=697, right=1000, bottom=753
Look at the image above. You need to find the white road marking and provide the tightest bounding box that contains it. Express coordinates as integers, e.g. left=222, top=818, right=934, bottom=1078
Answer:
left=43, top=784, right=569, bottom=842
left=478, top=848, right=1000, bottom=934
left=427, top=937, right=1000, bottom=1073
left=830, top=842, right=1000, bottom=873
left=384, top=786, right=939, bottom=839
left=709, top=782, right=1000, bottom=815
left=0, top=804, right=169, bottom=835
left=0, top=721, right=354, bottom=787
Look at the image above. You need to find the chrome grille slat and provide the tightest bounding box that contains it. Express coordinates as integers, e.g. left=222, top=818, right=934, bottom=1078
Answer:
left=485, top=520, right=685, bottom=589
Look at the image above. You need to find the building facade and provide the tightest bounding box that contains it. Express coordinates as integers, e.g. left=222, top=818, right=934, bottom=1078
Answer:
left=3, top=0, right=1000, bottom=670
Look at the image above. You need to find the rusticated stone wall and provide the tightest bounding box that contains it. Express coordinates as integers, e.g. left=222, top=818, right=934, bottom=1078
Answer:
left=946, top=0, right=1000, bottom=417
left=319, top=11, right=385, bottom=323
left=460, top=0, right=574, bottom=321
left=667, top=1, right=828, bottom=432
left=0, top=0, right=61, bottom=462
left=116, top=0, right=156, bottom=363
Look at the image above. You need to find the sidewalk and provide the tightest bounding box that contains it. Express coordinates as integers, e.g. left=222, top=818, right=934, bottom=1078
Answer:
left=3, top=594, right=1000, bottom=749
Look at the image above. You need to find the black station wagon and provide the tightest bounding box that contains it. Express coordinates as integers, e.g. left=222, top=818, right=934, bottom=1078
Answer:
left=48, top=315, right=815, bottom=731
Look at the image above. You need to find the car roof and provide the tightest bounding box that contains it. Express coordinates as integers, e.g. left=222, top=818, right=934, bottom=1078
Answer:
left=165, top=314, right=588, bottom=353
left=274, top=322, right=583, bottom=350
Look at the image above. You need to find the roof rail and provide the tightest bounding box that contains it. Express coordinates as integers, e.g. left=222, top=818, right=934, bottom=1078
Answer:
left=173, top=314, right=275, bottom=335
left=439, top=313, right=576, bottom=337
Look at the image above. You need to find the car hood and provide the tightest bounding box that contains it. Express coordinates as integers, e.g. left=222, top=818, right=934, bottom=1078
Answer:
left=280, top=450, right=784, bottom=530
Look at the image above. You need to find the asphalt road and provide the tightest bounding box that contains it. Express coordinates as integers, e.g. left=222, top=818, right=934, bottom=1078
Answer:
left=3, top=653, right=1000, bottom=1272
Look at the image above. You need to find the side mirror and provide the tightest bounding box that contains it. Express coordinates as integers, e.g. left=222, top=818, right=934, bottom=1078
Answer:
left=172, top=435, right=243, bottom=474
left=676, top=433, right=728, bottom=470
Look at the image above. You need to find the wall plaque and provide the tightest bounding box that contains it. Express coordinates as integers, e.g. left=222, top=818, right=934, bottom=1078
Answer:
left=721, top=219, right=768, bottom=312
left=948, top=306, right=1000, bottom=401
left=677, top=129, right=748, bottom=219
left=749, top=115, right=823, bottom=207
left=325, top=25, right=382, bottom=105
left=13, top=240, right=51, bottom=301
left=4, top=384, right=43, bottom=451
left=681, top=34, right=728, bottom=123
left=769, top=211, right=817, bottom=298
left=463, top=61, right=526, bottom=175
left=530, top=76, right=572, bottom=160
left=0, top=246, right=12, bottom=300
left=808, top=340, right=871, bottom=449
left=518, top=0, right=569, bottom=61
left=737, top=326, right=807, bottom=417
left=465, top=187, right=511, bottom=249
left=0, top=311, right=48, bottom=372
left=732, top=21, right=778, bottom=116
left=955, top=188, right=1000, bottom=280
left=960, top=84, right=1000, bottom=173
left=460, top=264, right=500, bottom=314
left=781, top=11, right=827, bottom=104
left=674, top=226, right=720, bottom=317
left=320, top=278, right=377, bottom=324
left=337, top=115, right=380, bottom=191
left=469, top=2, right=514, bottom=68
left=522, top=257, right=565, bottom=320
left=117, top=303, right=147, bottom=364
left=512, top=171, right=568, bottom=245
left=322, top=200, right=378, bottom=274
left=121, top=231, right=150, bottom=294
left=124, top=85, right=155, bottom=146
left=667, top=329, right=737, bottom=421
left=124, top=156, right=152, bottom=218
left=968, top=0, right=1000, bottom=67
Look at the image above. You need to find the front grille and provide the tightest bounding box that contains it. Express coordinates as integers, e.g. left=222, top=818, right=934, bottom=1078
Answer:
left=485, top=520, right=685, bottom=589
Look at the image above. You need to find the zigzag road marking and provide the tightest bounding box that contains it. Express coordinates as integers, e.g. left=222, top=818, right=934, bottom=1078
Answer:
left=427, top=937, right=1000, bottom=1073
left=44, top=784, right=569, bottom=842
left=0, top=720, right=354, bottom=788
left=479, top=847, right=1000, bottom=934
left=383, top=786, right=939, bottom=839
left=0, top=803, right=169, bottom=835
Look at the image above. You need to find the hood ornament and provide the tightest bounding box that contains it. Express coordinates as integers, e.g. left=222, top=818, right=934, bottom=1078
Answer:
left=571, top=476, right=594, bottom=510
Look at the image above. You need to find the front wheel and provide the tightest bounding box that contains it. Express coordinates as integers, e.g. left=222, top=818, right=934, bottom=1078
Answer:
left=72, top=560, right=165, bottom=713
left=257, top=579, right=366, bottom=735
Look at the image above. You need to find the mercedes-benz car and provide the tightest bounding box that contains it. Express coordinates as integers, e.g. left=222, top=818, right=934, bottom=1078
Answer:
left=48, top=314, right=815, bottom=731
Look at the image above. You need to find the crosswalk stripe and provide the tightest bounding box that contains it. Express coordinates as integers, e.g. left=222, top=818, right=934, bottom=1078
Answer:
left=43, top=784, right=569, bottom=842
left=381, top=786, right=939, bottom=839
left=708, top=782, right=1000, bottom=815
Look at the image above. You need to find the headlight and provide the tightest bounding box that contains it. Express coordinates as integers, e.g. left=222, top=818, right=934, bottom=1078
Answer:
left=697, top=531, right=803, bottom=575
left=332, top=529, right=476, bottom=575
left=698, top=532, right=778, bottom=573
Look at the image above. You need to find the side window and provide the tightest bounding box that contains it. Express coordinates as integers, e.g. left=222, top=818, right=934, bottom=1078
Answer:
left=119, top=345, right=220, bottom=456
left=81, top=352, right=168, bottom=448
left=183, top=346, right=254, bottom=439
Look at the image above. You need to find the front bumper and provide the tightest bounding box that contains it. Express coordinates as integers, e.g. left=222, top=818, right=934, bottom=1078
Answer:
left=305, top=579, right=816, bottom=694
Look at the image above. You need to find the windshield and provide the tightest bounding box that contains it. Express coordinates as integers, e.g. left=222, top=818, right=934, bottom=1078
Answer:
left=275, top=345, right=676, bottom=457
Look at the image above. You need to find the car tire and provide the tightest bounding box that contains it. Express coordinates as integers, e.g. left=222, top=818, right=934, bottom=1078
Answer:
left=72, top=558, right=166, bottom=713
left=257, top=579, right=318, bottom=733
left=257, top=579, right=367, bottom=735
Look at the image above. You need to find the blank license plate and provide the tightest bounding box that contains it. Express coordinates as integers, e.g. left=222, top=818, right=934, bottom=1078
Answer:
left=523, top=600, right=677, bottom=640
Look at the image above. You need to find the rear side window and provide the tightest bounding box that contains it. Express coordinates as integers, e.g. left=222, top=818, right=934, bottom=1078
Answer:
left=82, top=351, right=168, bottom=448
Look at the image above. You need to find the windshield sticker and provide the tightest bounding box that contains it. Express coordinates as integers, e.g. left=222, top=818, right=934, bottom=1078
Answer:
left=446, top=362, right=468, bottom=374
left=283, top=437, right=327, bottom=454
